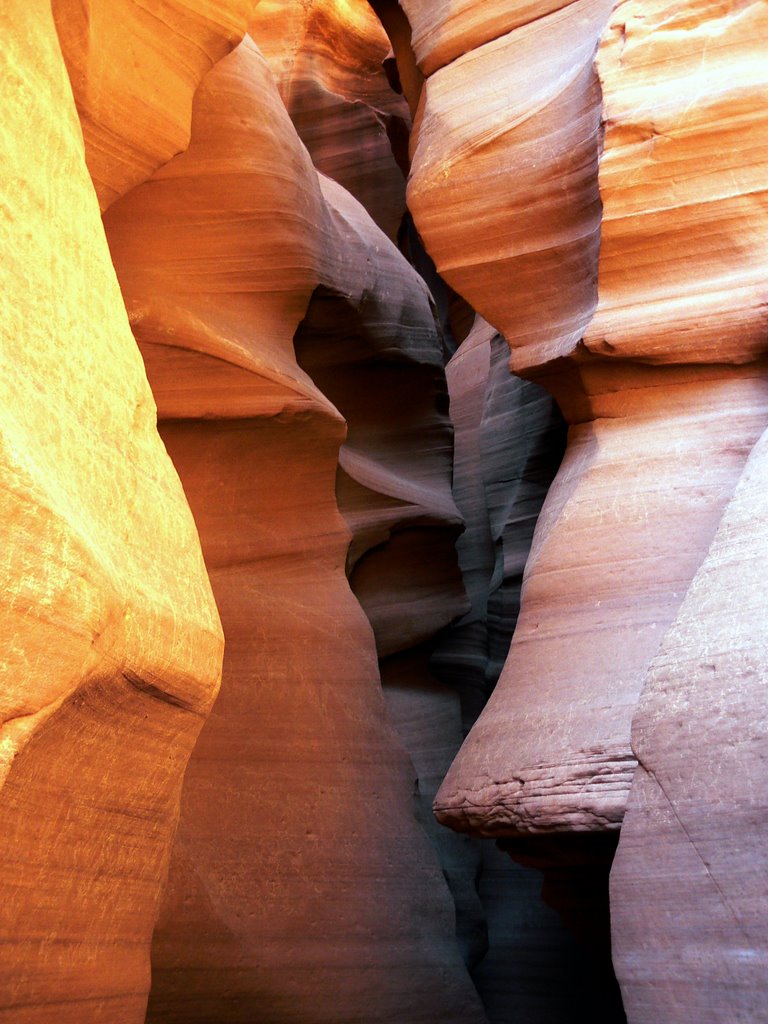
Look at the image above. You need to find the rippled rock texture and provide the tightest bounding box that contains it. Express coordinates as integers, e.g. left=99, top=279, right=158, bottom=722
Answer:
left=250, top=0, right=409, bottom=240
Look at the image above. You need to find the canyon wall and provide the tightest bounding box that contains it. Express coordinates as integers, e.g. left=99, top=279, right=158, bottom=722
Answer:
left=104, top=24, right=485, bottom=1024
left=391, top=0, right=768, bottom=1018
left=2, top=1, right=766, bottom=1022
left=0, top=1, right=229, bottom=1019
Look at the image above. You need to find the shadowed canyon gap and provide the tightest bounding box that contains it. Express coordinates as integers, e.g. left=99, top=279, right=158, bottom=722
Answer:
left=0, top=1, right=766, bottom=1024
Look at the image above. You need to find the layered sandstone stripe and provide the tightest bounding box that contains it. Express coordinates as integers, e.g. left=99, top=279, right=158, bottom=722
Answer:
left=52, top=0, right=255, bottom=209
left=398, top=0, right=768, bottom=836
left=0, top=2, right=223, bottom=1019
left=105, top=36, right=486, bottom=1023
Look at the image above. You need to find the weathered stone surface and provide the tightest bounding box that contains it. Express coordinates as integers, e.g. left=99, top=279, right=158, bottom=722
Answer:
left=610, top=424, right=768, bottom=1022
left=251, top=0, right=408, bottom=239
left=52, top=0, right=255, bottom=209
left=105, top=35, right=486, bottom=1023
left=0, top=2, right=222, bottom=1019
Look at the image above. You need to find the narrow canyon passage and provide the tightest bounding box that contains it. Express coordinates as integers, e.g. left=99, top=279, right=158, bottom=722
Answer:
left=0, top=2, right=766, bottom=1024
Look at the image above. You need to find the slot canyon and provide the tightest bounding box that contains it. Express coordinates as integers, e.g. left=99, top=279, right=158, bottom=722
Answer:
left=0, top=0, right=766, bottom=1022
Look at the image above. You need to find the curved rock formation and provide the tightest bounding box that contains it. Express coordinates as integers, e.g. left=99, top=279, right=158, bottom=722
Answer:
left=250, top=0, right=408, bottom=239
left=105, top=34, right=486, bottom=1024
left=399, top=0, right=768, bottom=838
left=295, top=175, right=466, bottom=659
left=52, top=0, right=255, bottom=209
left=407, top=0, right=612, bottom=375
left=0, top=2, right=222, bottom=1019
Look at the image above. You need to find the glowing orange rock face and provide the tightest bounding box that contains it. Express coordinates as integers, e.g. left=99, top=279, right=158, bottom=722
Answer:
left=105, top=36, right=486, bottom=1024
left=0, top=1, right=223, bottom=1019
left=586, top=0, right=768, bottom=365
left=51, top=0, right=255, bottom=209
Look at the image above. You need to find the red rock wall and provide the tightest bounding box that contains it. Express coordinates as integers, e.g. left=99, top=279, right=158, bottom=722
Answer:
left=250, top=0, right=409, bottom=240
left=611, top=424, right=768, bottom=1021
left=104, top=32, right=486, bottom=1024
left=52, top=0, right=254, bottom=209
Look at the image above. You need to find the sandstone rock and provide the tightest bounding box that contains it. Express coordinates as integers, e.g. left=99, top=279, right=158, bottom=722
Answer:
left=432, top=318, right=565, bottom=727
left=105, top=35, right=486, bottom=1023
left=610, top=424, right=768, bottom=1022
left=52, top=0, right=255, bottom=209
left=0, top=2, right=222, bottom=1019
left=436, top=364, right=768, bottom=834
left=585, top=0, right=768, bottom=365
left=250, top=0, right=408, bottom=239
left=399, top=0, right=578, bottom=76
left=400, top=0, right=768, bottom=838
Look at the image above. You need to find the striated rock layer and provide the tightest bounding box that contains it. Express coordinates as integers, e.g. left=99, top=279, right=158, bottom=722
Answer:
left=399, top=0, right=768, bottom=837
left=611, top=424, right=768, bottom=1021
left=52, top=0, right=254, bottom=209
left=0, top=1, right=222, bottom=1019
left=105, top=34, right=486, bottom=1023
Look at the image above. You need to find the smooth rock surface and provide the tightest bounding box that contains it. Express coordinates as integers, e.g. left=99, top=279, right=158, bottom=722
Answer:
left=105, top=35, right=486, bottom=1023
left=436, top=365, right=768, bottom=833
left=407, top=0, right=612, bottom=375
left=295, top=175, right=466, bottom=660
left=400, top=0, right=768, bottom=837
left=0, top=3, right=222, bottom=1019
left=432, top=318, right=565, bottom=727
left=53, top=0, right=255, bottom=209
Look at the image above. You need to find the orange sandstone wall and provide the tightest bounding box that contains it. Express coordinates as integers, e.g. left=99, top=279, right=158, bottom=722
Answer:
left=0, top=1, right=224, bottom=1019
left=397, top=0, right=768, bottom=842
left=250, top=0, right=409, bottom=240
left=52, top=0, right=255, bottom=209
